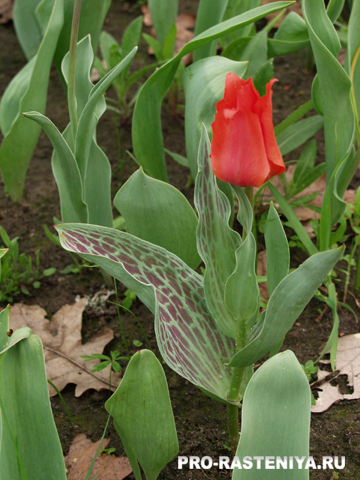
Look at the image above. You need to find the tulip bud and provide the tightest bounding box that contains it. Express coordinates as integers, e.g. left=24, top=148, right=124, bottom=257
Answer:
left=210, top=73, right=285, bottom=188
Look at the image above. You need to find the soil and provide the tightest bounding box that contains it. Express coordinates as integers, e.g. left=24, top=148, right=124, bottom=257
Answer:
left=1, top=1, right=360, bottom=480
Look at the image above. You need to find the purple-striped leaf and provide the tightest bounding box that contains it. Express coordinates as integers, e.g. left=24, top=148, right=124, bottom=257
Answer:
left=56, top=223, right=235, bottom=402
left=194, top=125, right=242, bottom=339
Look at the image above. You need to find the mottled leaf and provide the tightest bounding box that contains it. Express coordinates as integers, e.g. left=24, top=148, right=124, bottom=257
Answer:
left=194, top=125, right=242, bottom=339
left=56, top=223, right=235, bottom=402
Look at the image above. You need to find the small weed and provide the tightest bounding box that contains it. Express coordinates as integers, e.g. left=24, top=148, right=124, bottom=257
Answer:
left=0, top=226, right=56, bottom=302
left=81, top=350, right=129, bottom=390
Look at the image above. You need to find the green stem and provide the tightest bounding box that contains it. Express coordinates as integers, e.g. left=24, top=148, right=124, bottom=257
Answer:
left=68, top=0, right=81, bottom=140
left=114, top=280, right=130, bottom=357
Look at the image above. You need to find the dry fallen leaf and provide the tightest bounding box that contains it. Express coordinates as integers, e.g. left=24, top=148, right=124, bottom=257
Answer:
left=65, top=434, right=132, bottom=480
left=311, top=333, right=360, bottom=413
left=0, top=0, right=12, bottom=23
left=9, top=300, right=121, bottom=397
left=262, top=0, right=303, bottom=28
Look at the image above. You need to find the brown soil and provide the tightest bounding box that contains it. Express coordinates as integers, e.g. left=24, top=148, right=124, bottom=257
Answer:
left=1, top=1, right=360, bottom=480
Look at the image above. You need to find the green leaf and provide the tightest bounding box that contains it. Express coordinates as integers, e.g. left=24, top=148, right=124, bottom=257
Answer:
left=267, top=182, right=318, bottom=256
left=55, top=223, right=236, bottom=402
left=114, top=168, right=201, bottom=270
left=75, top=47, right=137, bottom=186
left=319, top=147, right=357, bottom=250
left=287, top=139, right=321, bottom=198
left=164, top=149, right=189, bottom=167
left=193, top=0, right=229, bottom=62
left=100, top=31, right=119, bottom=72
left=224, top=233, right=259, bottom=328
left=194, top=126, right=242, bottom=339
left=182, top=56, right=248, bottom=178
left=264, top=203, right=289, bottom=297
left=220, top=0, right=260, bottom=48
left=42, top=267, right=56, bottom=276
left=121, top=16, right=143, bottom=59
left=344, top=0, right=360, bottom=122
left=231, top=185, right=253, bottom=234
left=267, top=12, right=310, bottom=57
left=274, top=100, right=313, bottom=137
left=161, top=23, right=177, bottom=60
left=326, top=0, right=345, bottom=23
left=0, top=308, right=67, bottom=480
left=13, top=0, right=43, bottom=60
left=148, top=0, right=178, bottom=45
left=132, top=1, right=295, bottom=182
left=106, top=350, right=178, bottom=480
left=53, top=0, right=111, bottom=83
left=0, top=0, right=64, bottom=201
left=303, top=0, right=355, bottom=181
left=240, top=29, right=268, bottom=80
left=23, top=112, right=88, bottom=224
left=233, top=351, right=310, bottom=480
left=228, top=247, right=343, bottom=368
left=276, top=116, right=324, bottom=156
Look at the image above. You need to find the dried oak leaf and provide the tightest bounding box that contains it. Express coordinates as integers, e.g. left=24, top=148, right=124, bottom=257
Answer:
left=0, top=0, right=12, bottom=23
left=65, top=434, right=132, bottom=480
left=311, top=333, right=360, bottom=413
left=9, top=299, right=121, bottom=397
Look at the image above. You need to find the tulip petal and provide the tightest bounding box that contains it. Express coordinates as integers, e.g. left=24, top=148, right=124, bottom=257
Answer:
left=211, top=107, right=270, bottom=187
left=256, top=79, right=286, bottom=179
left=210, top=73, right=285, bottom=188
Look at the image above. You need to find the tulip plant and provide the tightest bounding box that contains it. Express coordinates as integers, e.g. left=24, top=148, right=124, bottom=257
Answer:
left=55, top=125, right=342, bottom=474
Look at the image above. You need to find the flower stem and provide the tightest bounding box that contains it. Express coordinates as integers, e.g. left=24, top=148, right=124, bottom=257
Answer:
left=68, top=0, right=82, bottom=141
left=244, top=186, right=254, bottom=208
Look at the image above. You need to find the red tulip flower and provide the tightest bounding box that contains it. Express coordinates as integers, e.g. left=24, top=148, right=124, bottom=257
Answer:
left=210, top=73, right=285, bottom=188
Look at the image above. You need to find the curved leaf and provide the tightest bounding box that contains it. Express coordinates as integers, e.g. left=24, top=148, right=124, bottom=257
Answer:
left=232, top=351, right=310, bottom=480
left=114, top=168, right=201, bottom=269
left=228, top=247, right=343, bottom=368
left=56, top=223, right=236, bottom=402
left=0, top=0, right=64, bottom=201
left=106, top=350, right=178, bottom=480
left=303, top=0, right=355, bottom=181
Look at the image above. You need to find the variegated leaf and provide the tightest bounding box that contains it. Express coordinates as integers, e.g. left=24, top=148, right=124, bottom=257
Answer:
left=194, top=126, right=242, bottom=339
left=56, top=224, right=235, bottom=402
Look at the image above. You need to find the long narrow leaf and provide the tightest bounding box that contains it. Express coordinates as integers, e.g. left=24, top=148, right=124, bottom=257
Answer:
left=303, top=0, right=355, bottom=181
left=194, top=126, right=242, bottom=339
left=0, top=0, right=64, bottom=201
left=23, top=112, right=88, bottom=224
left=228, top=247, right=343, bottom=368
